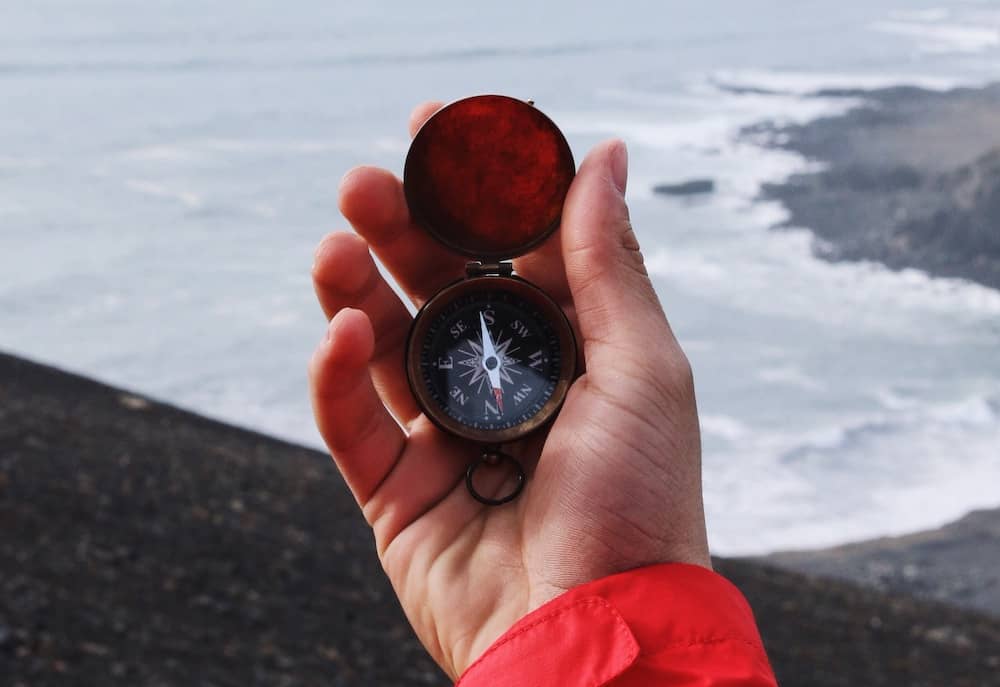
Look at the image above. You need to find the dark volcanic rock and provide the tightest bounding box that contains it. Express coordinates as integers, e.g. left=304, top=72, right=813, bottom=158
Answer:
left=653, top=178, right=716, bottom=196
left=750, top=83, right=1000, bottom=289
left=0, top=353, right=445, bottom=687
left=761, top=507, right=1000, bottom=617
left=715, top=558, right=1000, bottom=687
left=2, top=351, right=1000, bottom=686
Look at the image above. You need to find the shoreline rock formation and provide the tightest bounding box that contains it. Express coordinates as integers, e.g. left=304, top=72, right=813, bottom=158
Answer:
left=746, top=83, right=1000, bottom=290
left=761, top=507, right=1000, bottom=617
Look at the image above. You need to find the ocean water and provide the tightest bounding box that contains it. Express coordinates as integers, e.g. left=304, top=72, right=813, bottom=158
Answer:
left=1, top=0, right=998, bottom=554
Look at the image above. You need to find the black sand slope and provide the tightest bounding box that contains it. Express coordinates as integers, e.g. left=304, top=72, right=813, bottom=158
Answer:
left=2, top=352, right=1000, bottom=686
left=0, top=353, right=444, bottom=687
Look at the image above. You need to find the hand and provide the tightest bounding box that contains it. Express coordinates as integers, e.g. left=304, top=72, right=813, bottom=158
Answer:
left=309, top=101, right=710, bottom=680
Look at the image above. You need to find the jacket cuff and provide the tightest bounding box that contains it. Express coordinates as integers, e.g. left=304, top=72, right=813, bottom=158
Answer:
left=456, top=563, right=774, bottom=687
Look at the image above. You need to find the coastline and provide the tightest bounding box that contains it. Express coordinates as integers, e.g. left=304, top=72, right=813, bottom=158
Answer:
left=3, top=351, right=1000, bottom=686
left=743, top=82, right=1000, bottom=290
left=760, top=507, right=1000, bottom=616
left=726, top=80, right=1000, bottom=617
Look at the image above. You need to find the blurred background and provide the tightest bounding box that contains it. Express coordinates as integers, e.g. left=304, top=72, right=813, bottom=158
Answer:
left=2, top=0, right=998, bottom=556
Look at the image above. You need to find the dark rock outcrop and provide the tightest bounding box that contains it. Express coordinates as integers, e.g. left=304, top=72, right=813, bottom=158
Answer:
left=653, top=178, right=716, bottom=196
left=749, top=83, right=1000, bottom=289
left=761, top=507, right=1000, bottom=616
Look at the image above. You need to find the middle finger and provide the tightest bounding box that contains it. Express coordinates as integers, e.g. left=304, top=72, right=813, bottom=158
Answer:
left=339, top=166, right=466, bottom=307
left=313, top=231, right=422, bottom=424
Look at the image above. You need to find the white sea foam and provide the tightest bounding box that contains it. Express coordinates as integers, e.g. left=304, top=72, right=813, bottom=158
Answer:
left=0, top=155, right=45, bottom=170
left=871, top=20, right=1000, bottom=54
left=199, top=138, right=353, bottom=155
left=121, top=138, right=364, bottom=162
left=646, top=235, right=1000, bottom=342
left=872, top=387, right=923, bottom=411
left=125, top=179, right=203, bottom=208
left=248, top=203, right=277, bottom=218
left=701, top=414, right=750, bottom=441
left=0, top=199, right=25, bottom=216
left=566, top=87, right=858, bottom=145
left=707, top=69, right=965, bottom=94
left=122, top=145, right=208, bottom=163
left=756, top=365, right=826, bottom=392
left=373, top=136, right=409, bottom=153
left=262, top=310, right=301, bottom=328
left=66, top=293, right=126, bottom=320
left=706, top=392, right=1000, bottom=554
left=889, top=8, right=952, bottom=23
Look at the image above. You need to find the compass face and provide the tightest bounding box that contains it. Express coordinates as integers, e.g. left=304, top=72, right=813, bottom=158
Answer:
left=411, top=280, right=572, bottom=439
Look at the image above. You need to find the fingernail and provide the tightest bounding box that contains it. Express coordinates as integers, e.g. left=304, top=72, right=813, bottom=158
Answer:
left=312, top=235, right=331, bottom=273
left=325, top=312, right=341, bottom=342
left=339, top=166, right=363, bottom=190
left=326, top=307, right=357, bottom=342
left=610, top=140, right=628, bottom=194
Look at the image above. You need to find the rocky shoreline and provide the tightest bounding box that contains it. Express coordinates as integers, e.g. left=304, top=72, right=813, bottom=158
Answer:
left=3, top=351, right=1000, bottom=686
left=761, top=507, right=1000, bottom=617
left=726, top=80, right=1000, bottom=619
left=744, top=82, right=1000, bottom=289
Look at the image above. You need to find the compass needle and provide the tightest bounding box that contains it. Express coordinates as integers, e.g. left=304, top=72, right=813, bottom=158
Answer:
left=479, top=311, right=506, bottom=415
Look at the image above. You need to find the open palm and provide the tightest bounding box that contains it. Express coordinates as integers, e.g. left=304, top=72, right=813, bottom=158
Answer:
left=309, top=102, right=710, bottom=680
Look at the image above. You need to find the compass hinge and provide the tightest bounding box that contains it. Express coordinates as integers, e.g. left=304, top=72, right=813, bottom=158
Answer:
left=465, top=261, right=513, bottom=278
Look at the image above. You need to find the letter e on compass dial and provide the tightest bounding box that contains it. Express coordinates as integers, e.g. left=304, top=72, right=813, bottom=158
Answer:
left=407, top=277, right=576, bottom=444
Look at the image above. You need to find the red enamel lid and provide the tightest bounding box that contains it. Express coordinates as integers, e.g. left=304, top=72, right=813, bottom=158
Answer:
left=403, top=95, right=576, bottom=260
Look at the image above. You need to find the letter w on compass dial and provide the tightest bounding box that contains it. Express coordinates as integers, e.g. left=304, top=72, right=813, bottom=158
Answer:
left=420, top=290, right=562, bottom=432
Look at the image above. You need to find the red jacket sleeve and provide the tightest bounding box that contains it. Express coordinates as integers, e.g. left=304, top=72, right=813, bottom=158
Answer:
left=456, top=563, right=777, bottom=687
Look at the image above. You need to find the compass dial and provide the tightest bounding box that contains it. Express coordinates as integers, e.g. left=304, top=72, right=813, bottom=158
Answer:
left=410, top=280, right=573, bottom=439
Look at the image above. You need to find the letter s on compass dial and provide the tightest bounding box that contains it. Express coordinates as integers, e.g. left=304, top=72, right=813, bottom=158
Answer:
left=406, top=276, right=576, bottom=444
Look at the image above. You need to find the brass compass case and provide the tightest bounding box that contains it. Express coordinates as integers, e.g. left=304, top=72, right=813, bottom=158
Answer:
left=406, top=274, right=576, bottom=445
left=402, top=95, right=578, bottom=497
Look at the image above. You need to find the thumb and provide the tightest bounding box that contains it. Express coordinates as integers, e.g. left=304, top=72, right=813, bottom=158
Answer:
left=561, top=139, right=671, bottom=351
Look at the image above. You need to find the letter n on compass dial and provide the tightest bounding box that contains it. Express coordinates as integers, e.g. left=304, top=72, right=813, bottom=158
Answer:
left=415, top=286, right=564, bottom=436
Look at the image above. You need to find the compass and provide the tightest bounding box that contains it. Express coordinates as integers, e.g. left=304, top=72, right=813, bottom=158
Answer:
left=403, top=95, right=578, bottom=506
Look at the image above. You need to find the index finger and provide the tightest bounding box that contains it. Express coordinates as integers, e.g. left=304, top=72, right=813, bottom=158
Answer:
left=338, top=102, right=466, bottom=306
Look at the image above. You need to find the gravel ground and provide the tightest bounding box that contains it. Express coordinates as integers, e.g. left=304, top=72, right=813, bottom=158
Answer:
left=3, top=352, right=999, bottom=686
left=762, top=508, right=1000, bottom=617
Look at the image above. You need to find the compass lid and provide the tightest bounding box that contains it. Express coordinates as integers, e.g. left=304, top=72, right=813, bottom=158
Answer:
left=403, top=95, right=576, bottom=261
